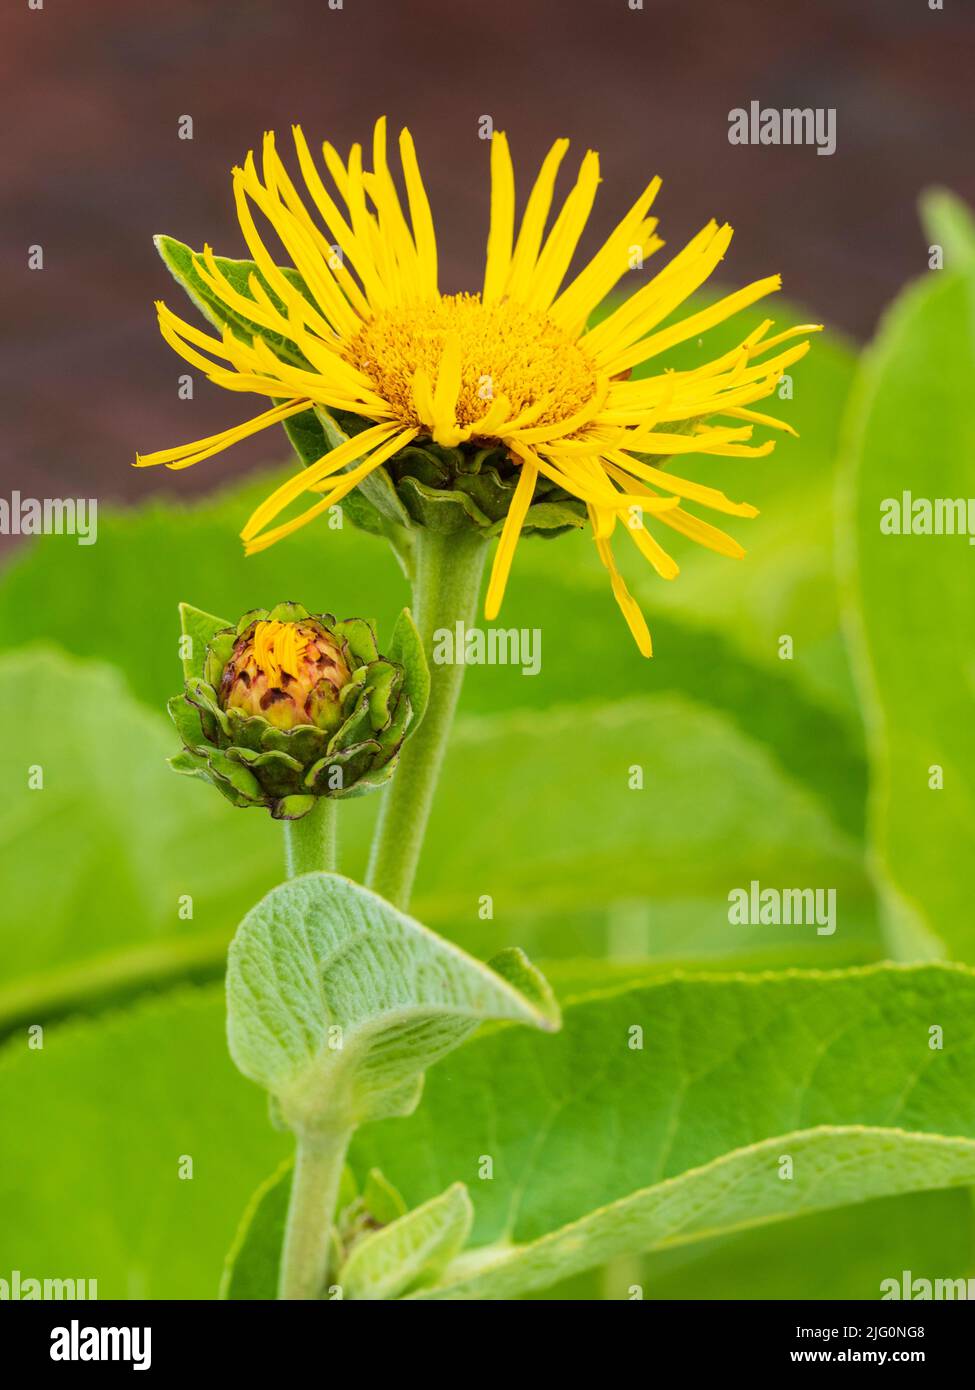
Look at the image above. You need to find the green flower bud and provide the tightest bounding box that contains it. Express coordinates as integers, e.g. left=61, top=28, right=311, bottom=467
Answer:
left=169, top=600, right=420, bottom=819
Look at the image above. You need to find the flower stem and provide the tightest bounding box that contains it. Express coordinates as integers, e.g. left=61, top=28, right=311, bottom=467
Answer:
left=277, top=1128, right=352, bottom=1300
left=282, top=796, right=337, bottom=878
left=367, top=528, right=489, bottom=910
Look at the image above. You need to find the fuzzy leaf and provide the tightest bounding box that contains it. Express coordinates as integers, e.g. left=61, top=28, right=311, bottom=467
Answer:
left=486, top=948, right=559, bottom=1021
left=156, top=236, right=311, bottom=368
left=225, top=873, right=559, bottom=1132
left=339, top=1182, right=473, bottom=1300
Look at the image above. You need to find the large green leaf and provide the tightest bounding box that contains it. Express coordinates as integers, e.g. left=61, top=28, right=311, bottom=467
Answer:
left=226, top=874, right=558, bottom=1131
left=919, top=188, right=975, bottom=270
left=412, top=692, right=878, bottom=965
left=839, top=267, right=975, bottom=960
left=0, top=647, right=275, bottom=1020
left=0, top=988, right=286, bottom=1299
left=220, top=1158, right=292, bottom=1299
left=347, top=963, right=975, bottom=1299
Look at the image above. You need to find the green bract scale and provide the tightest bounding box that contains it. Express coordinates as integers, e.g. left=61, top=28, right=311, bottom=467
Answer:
left=168, top=600, right=427, bottom=820
left=316, top=406, right=588, bottom=539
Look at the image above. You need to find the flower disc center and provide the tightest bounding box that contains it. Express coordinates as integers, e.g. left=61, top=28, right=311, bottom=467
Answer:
left=343, top=293, right=598, bottom=436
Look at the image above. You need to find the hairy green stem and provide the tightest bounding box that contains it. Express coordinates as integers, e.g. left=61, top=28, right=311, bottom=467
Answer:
left=283, top=796, right=337, bottom=878
left=367, top=529, right=489, bottom=910
left=277, top=1128, right=352, bottom=1300
left=277, top=532, right=486, bottom=1295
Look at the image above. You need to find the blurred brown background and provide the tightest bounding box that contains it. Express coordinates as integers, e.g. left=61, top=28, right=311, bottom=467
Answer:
left=2, top=0, right=972, bottom=517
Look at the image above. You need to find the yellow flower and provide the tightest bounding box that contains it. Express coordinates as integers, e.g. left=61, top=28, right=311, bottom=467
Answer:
left=137, top=119, right=819, bottom=656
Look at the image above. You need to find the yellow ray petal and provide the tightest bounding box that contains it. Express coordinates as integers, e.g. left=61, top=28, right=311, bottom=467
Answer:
left=654, top=504, right=747, bottom=558
left=241, top=420, right=401, bottom=539
left=524, top=149, right=601, bottom=310
left=431, top=331, right=463, bottom=445
left=366, top=117, right=422, bottom=299
left=320, top=139, right=352, bottom=205
left=314, top=428, right=419, bottom=504
left=398, top=127, right=438, bottom=296
left=550, top=175, right=662, bottom=330
left=582, top=221, right=733, bottom=359
left=602, top=275, right=782, bottom=375
left=245, top=336, right=389, bottom=409
left=574, top=456, right=680, bottom=521
left=243, top=496, right=338, bottom=554
left=411, top=367, right=437, bottom=427
left=154, top=305, right=244, bottom=379
left=233, top=155, right=342, bottom=342
left=513, top=443, right=606, bottom=507
left=193, top=247, right=302, bottom=346
left=510, top=377, right=609, bottom=445
left=749, top=322, right=823, bottom=356
left=506, top=138, right=570, bottom=301
left=720, top=405, right=797, bottom=436
left=484, top=455, right=539, bottom=619
left=289, top=125, right=376, bottom=314
left=205, top=369, right=390, bottom=418
left=527, top=450, right=609, bottom=507
left=545, top=428, right=629, bottom=455
left=463, top=391, right=513, bottom=439
left=259, top=132, right=366, bottom=334
left=623, top=514, right=680, bottom=580
left=655, top=345, right=811, bottom=421
left=135, top=398, right=310, bottom=471
left=605, top=454, right=758, bottom=517
left=612, top=425, right=752, bottom=455
left=233, top=155, right=336, bottom=330
left=244, top=426, right=418, bottom=554
left=695, top=439, right=776, bottom=458
left=342, top=142, right=391, bottom=312
left=483, top=131, right=515, bottom=305
left=610, top=339, right=812, bottom=426
left=592, top=519, right=653, bottom=657
left=497, top=393, right=556, bottom=434
left=527, top=445, right=650, bottom=512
